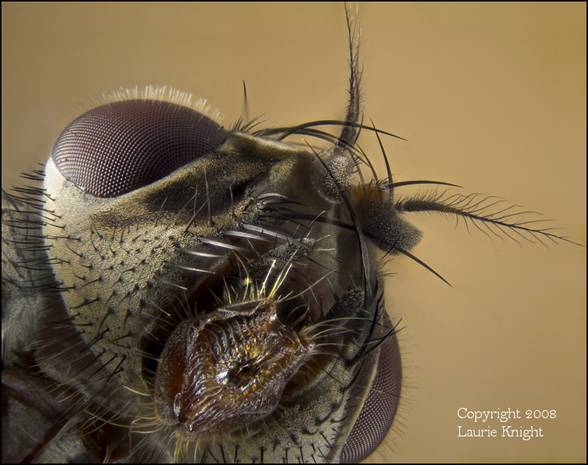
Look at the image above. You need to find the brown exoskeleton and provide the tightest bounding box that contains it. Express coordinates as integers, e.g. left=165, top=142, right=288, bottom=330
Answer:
left=1, top=4, right=579, bottom=463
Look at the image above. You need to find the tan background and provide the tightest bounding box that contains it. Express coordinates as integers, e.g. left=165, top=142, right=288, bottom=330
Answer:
left=2, top=2, right=585, bottom=463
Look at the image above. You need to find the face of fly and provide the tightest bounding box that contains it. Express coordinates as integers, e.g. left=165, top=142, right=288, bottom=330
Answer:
left=41, top=103, right=399, bottom=460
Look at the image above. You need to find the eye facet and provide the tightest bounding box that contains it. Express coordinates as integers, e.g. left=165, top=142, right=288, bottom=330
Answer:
left=51, top=99, right=227, bottom=198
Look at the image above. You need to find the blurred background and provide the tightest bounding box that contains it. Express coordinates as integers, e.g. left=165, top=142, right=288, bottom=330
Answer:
left=2, top=2, right=585, bottom=462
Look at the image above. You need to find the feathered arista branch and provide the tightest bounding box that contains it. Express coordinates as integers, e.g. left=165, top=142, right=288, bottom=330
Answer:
left=395, top=190, right=581, bottom=246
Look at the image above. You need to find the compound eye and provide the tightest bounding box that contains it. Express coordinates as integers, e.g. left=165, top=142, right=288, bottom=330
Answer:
left=51, top=99, right=227, bottom=198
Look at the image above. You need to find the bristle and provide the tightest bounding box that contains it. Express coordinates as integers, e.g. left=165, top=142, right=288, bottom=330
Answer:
left=77, top=85, right=224, bottom=126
